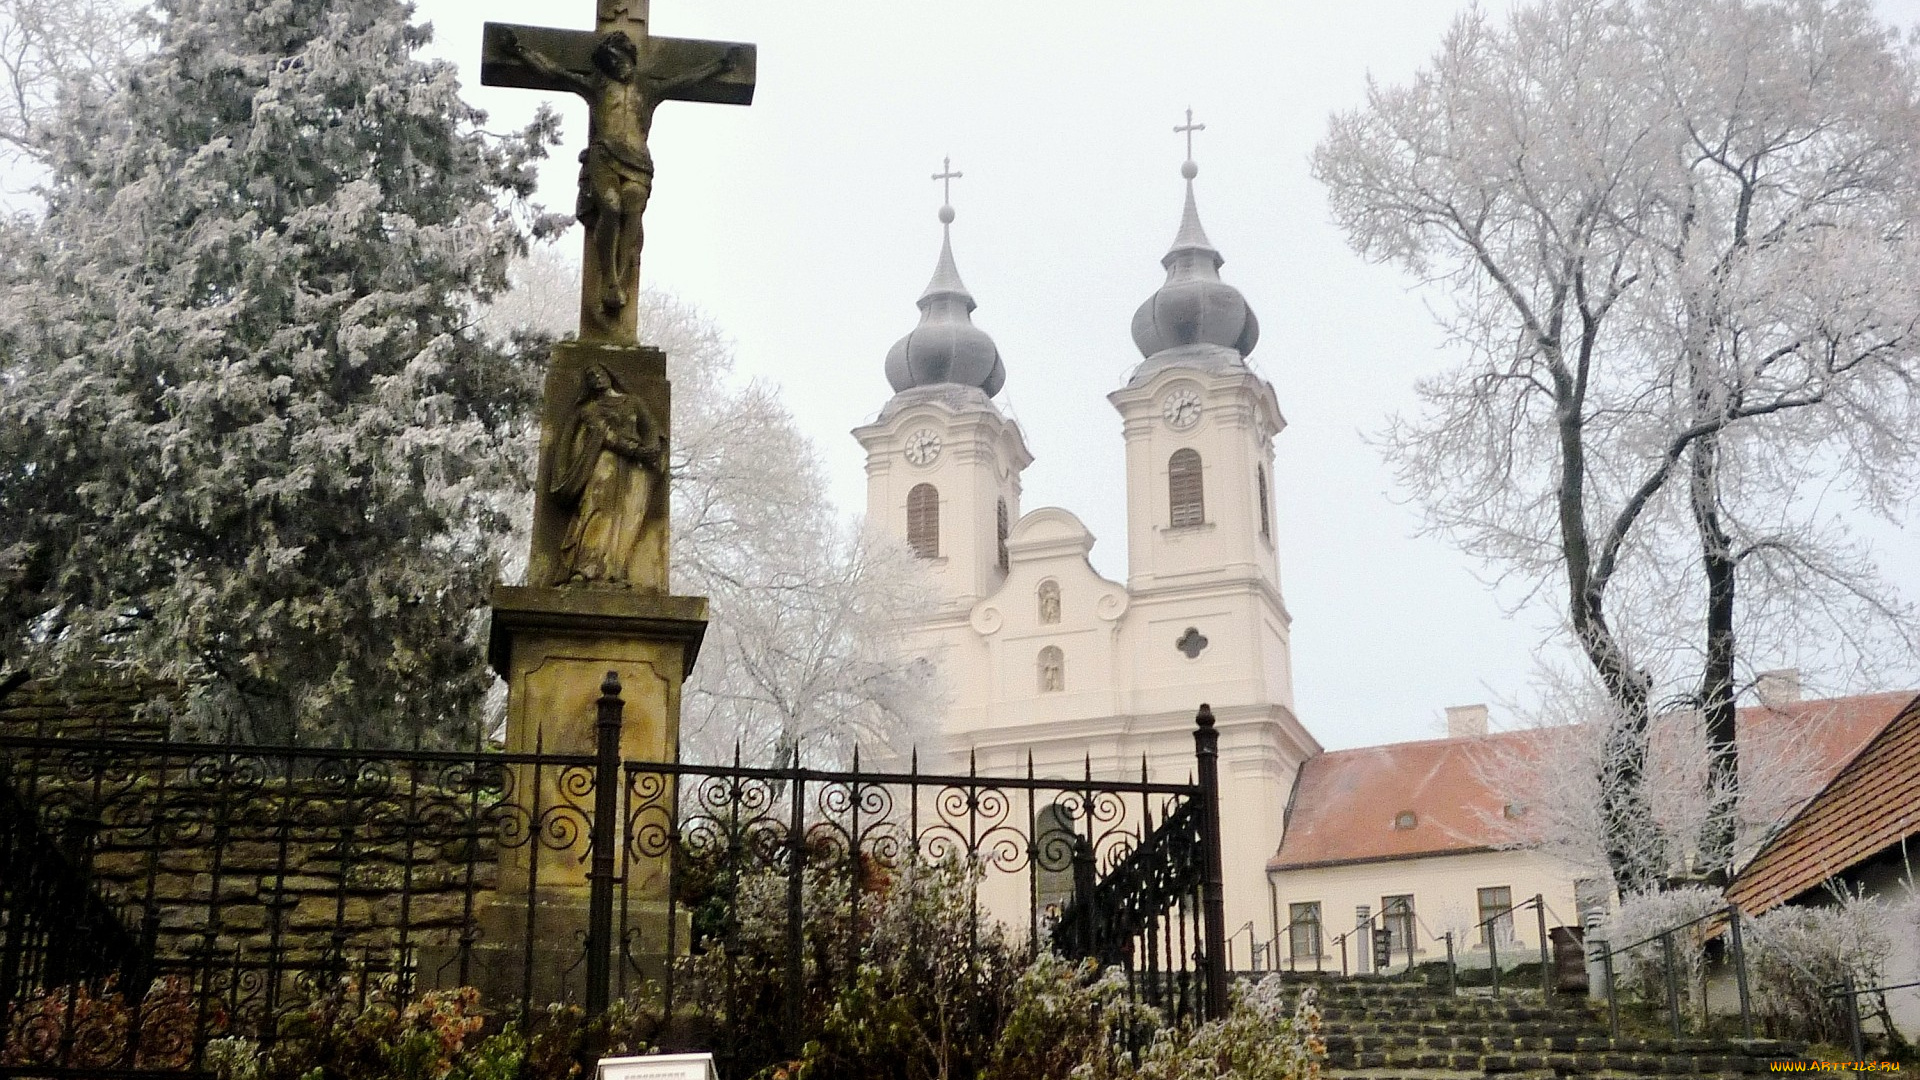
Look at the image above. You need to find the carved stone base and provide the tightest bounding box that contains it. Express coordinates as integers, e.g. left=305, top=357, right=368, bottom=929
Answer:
left=483, top=583, right=706, bottom=1000
left=451, top=891, right=693, bottom=1007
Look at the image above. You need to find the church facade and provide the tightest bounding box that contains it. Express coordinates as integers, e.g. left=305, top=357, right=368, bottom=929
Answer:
left=852, top=162, right=1318, bottom=942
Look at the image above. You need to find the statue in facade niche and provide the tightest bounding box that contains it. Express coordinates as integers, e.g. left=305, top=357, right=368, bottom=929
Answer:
left=1039, top=648, right=1064, bottom=693
left=1038, top=581, right=1061, bottom=625
left=549, top=364, right=664, bottom=586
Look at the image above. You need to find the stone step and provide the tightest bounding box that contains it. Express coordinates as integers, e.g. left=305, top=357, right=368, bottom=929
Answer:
left=1323, top=1028, right=1798, bottom=1054
left=1317, top=1009, right=1590, bottom=1025
left=1328, top=1045, right=1789, bottom=1068
left=1330, top=1010, right=1584, bottom=1024
left=1290, top=974, right=1808, bottom=1080
left=1323, top=1073, right=1788, bottom=1080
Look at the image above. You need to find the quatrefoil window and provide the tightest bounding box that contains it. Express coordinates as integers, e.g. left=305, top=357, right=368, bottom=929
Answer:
left=1175, top=627, right=1208, bottom=659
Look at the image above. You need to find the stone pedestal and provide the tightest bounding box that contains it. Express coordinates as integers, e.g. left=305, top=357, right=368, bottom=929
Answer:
left=461, top=895, right=692, bottom=1006
left=489, top=585, right=706, bottom=768
left=480, top=579, right=706, bottom=1007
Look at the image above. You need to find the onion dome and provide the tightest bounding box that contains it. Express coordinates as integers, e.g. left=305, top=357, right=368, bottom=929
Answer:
left=885, top=203, right=1006, bottom=397
left=1130, top=159, right=1259, bottom=360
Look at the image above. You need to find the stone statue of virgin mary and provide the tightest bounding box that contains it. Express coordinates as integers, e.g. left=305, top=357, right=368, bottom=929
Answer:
left=548, top=364, right=664, bottom=587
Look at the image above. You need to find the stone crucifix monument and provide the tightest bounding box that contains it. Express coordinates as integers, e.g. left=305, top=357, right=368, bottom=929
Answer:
left=477, top=0, right=751, bottom=999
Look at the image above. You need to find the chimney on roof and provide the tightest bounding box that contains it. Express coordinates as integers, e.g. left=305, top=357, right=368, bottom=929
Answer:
left=1756, top=669, right=1802, bottom=707
left=1446, top=704, right=1489, bottom=739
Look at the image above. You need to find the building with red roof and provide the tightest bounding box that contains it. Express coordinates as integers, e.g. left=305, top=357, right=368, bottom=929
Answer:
left=1263, top=685, right=1910, bottom=974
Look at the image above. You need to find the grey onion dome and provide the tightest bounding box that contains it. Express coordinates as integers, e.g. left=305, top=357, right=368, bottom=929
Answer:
left=885, top=210, right=1006, bottom=397
left=1129, top=163, right=1260, bottom=359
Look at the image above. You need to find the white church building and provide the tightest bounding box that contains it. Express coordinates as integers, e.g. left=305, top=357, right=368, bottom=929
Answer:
left=852, top=158, right=1319, bottom=948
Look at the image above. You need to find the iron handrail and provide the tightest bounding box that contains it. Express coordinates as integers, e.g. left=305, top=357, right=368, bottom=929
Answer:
left=1826, top=977, right=1920, bottom=998
left=1824, top=975, right=1920, bottom=1061
left=1460, top=893, right=1544, bottom=997
left=1599, top=904, right=1731, bottom=958
left=1467, top=892, right=1536, bottom=941
left=1592, top=902, right=1752, bottom=1042
left=1264, top=913, right=1330, bottom=973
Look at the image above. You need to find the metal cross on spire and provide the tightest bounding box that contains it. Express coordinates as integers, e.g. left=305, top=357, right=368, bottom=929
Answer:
left=933, top=156, right=963, bottom=207
left=1175, top=108, right=1206, bottom=163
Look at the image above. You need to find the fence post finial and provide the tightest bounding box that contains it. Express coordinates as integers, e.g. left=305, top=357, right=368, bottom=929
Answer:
left=1192, top=703, right=1228, bottom=1017
left=585, top=670, right=624, bottom=1019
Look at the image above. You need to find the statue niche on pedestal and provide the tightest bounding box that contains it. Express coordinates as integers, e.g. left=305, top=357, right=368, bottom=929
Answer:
left=549, top=364, right=664, bottom=587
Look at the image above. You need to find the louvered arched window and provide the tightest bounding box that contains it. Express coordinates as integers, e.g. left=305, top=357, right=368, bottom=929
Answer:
left=907, top=483, right=940, bottom=558
left=1257, top=465, right=1271, bottom=540
left=996, top=498, right=1010, bottom=570
left=1168, top=449, right=1205, bottom=528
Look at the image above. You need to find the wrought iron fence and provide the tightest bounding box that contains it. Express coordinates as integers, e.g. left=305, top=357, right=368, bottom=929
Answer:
left=0, top=768, right=152, bottom=1036
left=0, top=680, right=1226, bottom=1080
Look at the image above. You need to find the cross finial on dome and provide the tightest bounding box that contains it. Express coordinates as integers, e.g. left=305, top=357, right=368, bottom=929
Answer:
left=933, top=155, right=962, bottom=225
left=883, top=156, right=1006, bottom=399
left=1175, top=108, right=1205, bottom=180
left=1128, top=112, right=1259, bottom=365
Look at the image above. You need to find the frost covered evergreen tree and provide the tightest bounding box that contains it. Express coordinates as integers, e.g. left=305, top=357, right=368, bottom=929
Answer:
left=0, top=0, right=558, bottom=744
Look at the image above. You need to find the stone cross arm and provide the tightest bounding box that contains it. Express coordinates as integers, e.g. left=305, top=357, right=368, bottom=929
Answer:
left=480, top=23, right=756, bottom=106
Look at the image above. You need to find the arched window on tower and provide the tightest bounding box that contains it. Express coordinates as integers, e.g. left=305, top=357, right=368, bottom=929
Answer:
left=1257, top=465, right=1271, bottom=540
left=996, top=498, right=1009, bottom=570
left=1037, top=646, right=1065, bottom=693
left=1169, top=449, right=1205, bottom=528
left=907, top=483, right=940, bottom=558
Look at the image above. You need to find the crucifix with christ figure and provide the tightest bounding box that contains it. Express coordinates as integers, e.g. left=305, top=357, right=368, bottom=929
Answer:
left=482, top=0, right=756, bottom=343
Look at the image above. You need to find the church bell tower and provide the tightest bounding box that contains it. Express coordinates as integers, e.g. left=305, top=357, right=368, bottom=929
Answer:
left=1109, top=150, right=1287, bottom=611
left=853, top=166, right=1032, bottom=614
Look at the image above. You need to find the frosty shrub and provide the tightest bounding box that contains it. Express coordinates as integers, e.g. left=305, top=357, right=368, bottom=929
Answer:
left=1746, top=895, right=1893, bottom=1044
left=979, top=952, right=1160, bottom=1080
left=1117, top=976, right=1321, bottom=1080
left=786, top=857, right=1023, bottom=1080
left=672, top=853, right=877, bottom=1074
left=1601, top=886, right=1724, bottom=1019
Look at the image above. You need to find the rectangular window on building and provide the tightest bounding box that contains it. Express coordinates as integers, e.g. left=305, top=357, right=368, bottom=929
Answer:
left=1477, top=886, right=1514, bottom=948
left=1288, top=902, right=1321, bottom=961
left=1382, top=894, right=1415, bottom=956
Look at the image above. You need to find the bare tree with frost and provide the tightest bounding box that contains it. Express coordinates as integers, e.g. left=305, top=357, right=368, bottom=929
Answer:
left=0, top=0, right=141, bottom=169
left=1464, top=679, right=1843, bottom=882
left=1315, top=0, right=1920, bottom=892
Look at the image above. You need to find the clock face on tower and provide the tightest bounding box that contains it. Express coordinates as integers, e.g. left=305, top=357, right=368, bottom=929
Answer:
left=904, top=428, right=942, bottom=466
left=1162, top=388, right=1203, bottom=430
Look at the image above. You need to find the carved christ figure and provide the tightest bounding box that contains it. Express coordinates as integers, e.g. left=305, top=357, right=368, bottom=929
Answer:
left=549, top=364, right=665, bottom=586
left=501, top=29, right=738, bottom=318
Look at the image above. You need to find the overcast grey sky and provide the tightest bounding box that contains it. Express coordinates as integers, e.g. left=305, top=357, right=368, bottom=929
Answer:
left=421, top=0, right=1917, bottom=748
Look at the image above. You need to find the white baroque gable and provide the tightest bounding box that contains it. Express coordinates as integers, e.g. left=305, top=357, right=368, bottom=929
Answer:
left=970, top=508, right=1128, bottom=713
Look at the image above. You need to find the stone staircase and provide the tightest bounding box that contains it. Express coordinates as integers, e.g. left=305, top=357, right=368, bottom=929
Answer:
left=1279, top=972, right=1806, bottom=1079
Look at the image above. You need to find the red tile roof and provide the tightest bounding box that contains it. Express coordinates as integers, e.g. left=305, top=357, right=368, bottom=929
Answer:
left=1268, top=692, right=1910, bottom=872
left=1726, top=693, right=1920, bottom=916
